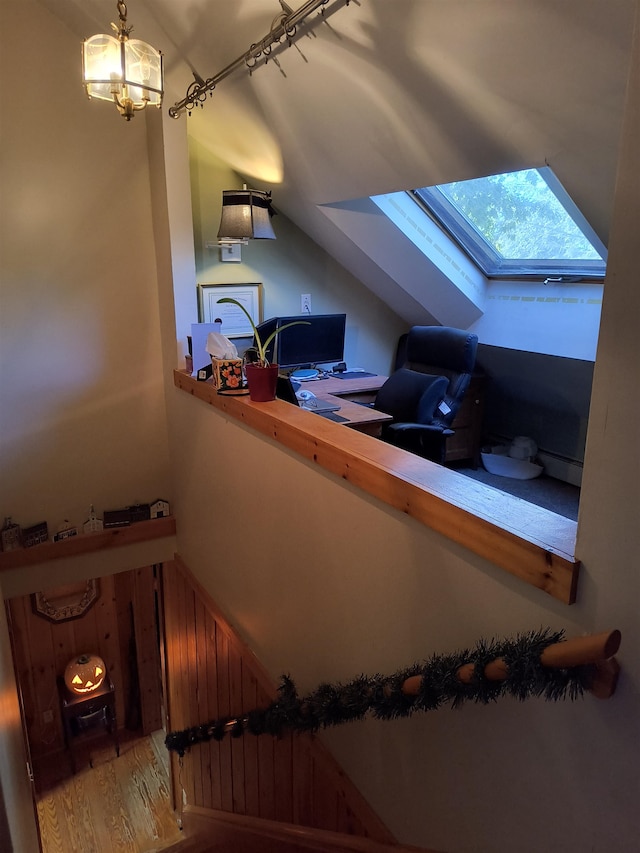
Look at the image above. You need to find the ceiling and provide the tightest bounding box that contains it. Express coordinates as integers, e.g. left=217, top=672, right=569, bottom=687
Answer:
left=43, top=0, right=636, bottom=321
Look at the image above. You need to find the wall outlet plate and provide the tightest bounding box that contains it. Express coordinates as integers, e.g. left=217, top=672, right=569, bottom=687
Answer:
left=301, top=293, right=311, bottom=312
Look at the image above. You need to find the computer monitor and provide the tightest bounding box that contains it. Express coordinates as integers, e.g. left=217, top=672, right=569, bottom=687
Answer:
left=255, top=313, right=346, bottom=372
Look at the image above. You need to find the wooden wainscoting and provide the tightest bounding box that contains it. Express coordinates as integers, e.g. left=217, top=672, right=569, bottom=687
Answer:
left=6, top=565, right=163, bottom=785
left=162, top=557, right=395, bottom=844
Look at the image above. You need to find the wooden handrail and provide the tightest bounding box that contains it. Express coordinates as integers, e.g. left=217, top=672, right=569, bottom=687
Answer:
left=401, top=630, right=621, bottom=699
left=166, top=629, right=622, bottom=757
left=183, top=805, right=441, bottom=853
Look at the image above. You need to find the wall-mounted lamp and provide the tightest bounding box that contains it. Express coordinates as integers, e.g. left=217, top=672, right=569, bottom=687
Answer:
left=215, top=188, right=276, bottom=262
left=64, top=653, right=106, bottom=695
left=82, top=0, right=163, bottom=121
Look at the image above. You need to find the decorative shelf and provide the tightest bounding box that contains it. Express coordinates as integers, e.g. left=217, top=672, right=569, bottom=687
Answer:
left=0, top=516, right=176, bottom=572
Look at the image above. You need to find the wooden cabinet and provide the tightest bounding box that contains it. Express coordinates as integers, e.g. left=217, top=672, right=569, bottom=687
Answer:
left=444, top=374, right=486, bottom=466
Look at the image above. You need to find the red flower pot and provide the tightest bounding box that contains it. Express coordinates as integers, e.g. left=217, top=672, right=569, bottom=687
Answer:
left=244, top=363, right=279, bottom=402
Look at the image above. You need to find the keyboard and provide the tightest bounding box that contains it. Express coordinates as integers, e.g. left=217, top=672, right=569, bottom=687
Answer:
left=300, top=397, right=341, bottom=414
left=316, top=411, right=349, bottom=422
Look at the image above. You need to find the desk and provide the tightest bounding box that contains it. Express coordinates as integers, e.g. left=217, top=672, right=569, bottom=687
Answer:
left=302, top=374, right=390, bottom=436
left=309, top=373, right=387, bottom=397
left=58, top=674, right=120, bottom=772
left=309, top=371, right=485, bottom=464
left=321, top=397, right=392, bottom=436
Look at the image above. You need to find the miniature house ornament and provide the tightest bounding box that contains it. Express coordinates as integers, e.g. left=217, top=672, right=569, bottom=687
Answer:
left=1, top=517, right=21, bottom=551
left=64, top=653, right=106, bottom=694
left=83, top=505, right=103, bottom=534
left=150, top=498, right=170, bottom=518
left=54, top=519, right=78, bottom=542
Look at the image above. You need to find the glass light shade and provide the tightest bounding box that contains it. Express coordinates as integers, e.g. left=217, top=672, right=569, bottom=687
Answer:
left=83, top=34, right=163, bottom=109
left=218, top=190, right=276, bottom=241
left=124, top=39, right=163, bottom=107
left=64, top=653, right=106, bottom=695
left=82, top=34, right=122, bottom=103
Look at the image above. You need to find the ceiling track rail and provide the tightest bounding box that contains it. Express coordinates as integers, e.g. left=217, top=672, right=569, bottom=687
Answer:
left=169, top=0, right=354, bottom=118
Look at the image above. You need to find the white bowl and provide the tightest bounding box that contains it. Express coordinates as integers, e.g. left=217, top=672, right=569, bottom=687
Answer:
left=481, top=447, right=543, bottom=480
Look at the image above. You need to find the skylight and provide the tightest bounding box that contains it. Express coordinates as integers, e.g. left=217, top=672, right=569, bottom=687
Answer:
left=412, top=167, right=607, bottom=279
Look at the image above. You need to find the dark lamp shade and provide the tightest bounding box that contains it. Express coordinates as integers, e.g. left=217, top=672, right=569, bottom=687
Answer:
left=64, top=653, right=106, bottom=694
left=217, top=190, right=276, bottom=240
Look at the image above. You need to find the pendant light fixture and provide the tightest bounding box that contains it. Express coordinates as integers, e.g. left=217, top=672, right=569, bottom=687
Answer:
left=82, top=0, right=163, bottom=121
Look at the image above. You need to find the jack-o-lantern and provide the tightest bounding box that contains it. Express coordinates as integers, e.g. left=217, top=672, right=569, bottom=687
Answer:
left=64, top=653, right=106, bottom=695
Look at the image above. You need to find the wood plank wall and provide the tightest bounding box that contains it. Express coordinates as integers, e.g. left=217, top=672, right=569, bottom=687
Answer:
left=6, top=565, right=163, bottom=773
left=162, top=557, right=395, bottom=845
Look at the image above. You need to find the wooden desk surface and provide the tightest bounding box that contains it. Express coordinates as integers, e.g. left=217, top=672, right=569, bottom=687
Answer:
left=322, top=396, right=391, bottom=432
left=306, top=373, right=387, bottom=396
left=293, top=373, right=389, bottom=434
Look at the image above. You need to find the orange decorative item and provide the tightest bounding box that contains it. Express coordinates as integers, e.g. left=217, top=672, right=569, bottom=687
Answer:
left=64, top=653, right=106, bottom=695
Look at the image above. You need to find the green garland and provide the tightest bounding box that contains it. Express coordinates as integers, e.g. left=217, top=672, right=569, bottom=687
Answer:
left=166, top=628, right=585, bottom=757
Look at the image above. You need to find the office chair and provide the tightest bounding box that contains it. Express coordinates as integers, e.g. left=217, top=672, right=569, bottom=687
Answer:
left=374, top=326, right=478, bottom=463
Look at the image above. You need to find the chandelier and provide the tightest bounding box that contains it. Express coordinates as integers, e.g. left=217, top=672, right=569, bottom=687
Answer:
left=82, top=1, right=163, bottom=121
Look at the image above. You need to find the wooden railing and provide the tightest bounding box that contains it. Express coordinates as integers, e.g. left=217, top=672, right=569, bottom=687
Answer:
left=182, top=805, right=441, bottom=853
left=174, top=370, right=579, bottom=604
left=166, top=627, right=622, bottom=761
left=402, top=629, right=621, bottom=700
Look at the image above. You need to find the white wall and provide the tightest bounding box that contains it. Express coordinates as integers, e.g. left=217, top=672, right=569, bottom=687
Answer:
left=164, top=10, right=640, bottom=853
left=187, top=138, right=407, bottom=377
left=470, top=279, right=603, bottom=362
left=0, top=578, right=40, bottom=852
left=0, top=2, right=172, bottom=531
left=0, top=4, right=175, bottom=845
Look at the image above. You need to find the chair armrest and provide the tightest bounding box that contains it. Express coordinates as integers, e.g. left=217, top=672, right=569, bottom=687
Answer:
left=383, top=422, right=455, bottom=463
left=386, top=423, right=454, bottom=437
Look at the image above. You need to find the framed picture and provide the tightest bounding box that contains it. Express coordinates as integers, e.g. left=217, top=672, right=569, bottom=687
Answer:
left=197, top=283, right=263, bottom=337
left=32, top=580, right=100, bottom=623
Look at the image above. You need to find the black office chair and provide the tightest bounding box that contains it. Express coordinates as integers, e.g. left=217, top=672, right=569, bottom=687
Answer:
left=374, top=326, right=478, bottom=463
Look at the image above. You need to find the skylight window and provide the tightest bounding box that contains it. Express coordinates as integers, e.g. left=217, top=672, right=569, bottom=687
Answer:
left=412, top=167, right=607, bottom=279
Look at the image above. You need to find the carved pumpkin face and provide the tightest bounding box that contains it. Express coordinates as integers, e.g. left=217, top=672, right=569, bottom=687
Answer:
left=64, top=653, right=106, bottom=694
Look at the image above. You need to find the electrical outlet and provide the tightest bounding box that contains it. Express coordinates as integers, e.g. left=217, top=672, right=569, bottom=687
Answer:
left=301, top=293, right=311, bottom=313
left=43, top=709, right=54, bottom=723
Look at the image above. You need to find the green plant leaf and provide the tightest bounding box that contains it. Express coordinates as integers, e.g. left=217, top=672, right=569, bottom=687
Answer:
left=262, top=320, right=310, bottom=365
left=217, top=298, right=310, bottom=367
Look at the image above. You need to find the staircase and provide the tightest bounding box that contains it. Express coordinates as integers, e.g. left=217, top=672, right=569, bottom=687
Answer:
left=160, top=558, right=439, bottom=853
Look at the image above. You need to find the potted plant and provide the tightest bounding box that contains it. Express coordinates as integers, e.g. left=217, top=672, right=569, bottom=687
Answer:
left=217, top=297, right=309, bottom=401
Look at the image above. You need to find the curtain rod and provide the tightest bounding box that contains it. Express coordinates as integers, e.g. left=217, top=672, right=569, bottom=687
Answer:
left=169, top=0, right=354, bottom=118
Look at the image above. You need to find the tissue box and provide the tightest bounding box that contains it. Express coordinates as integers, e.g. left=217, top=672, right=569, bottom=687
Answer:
left=211, top=357, right=246, bottom=394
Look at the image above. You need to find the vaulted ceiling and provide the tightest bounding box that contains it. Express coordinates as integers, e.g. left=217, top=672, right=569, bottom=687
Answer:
left=44, top=0, right=636, bottom=322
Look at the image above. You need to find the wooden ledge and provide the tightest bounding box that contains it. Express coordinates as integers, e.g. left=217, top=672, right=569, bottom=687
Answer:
left=174, top=371, right=579, bottom=604
left=0, top=516, right=176, bottom=572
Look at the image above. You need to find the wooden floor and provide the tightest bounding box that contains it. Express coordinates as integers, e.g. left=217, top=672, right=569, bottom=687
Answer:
left=36, top=730, right=185, bottom=853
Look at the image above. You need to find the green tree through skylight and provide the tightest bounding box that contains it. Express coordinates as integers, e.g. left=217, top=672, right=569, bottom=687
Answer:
left=412, top=166, right=606, bottom=278
left=439, top=169, right=601, bottom=261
